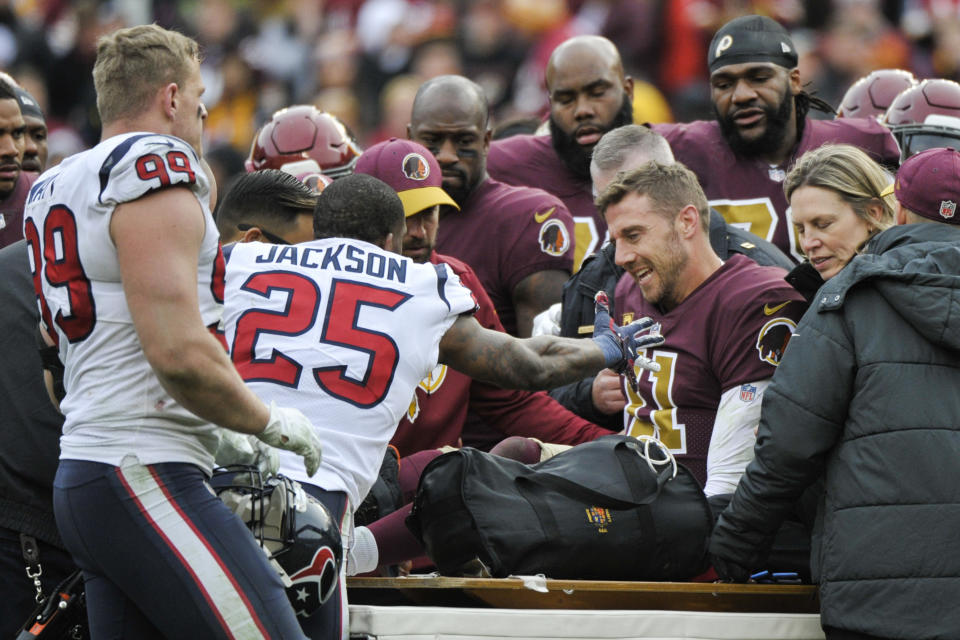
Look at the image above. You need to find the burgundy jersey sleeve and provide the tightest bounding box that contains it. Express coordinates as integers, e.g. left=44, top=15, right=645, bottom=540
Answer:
left=708, top=269, right=807, bottom=389
left=488, top=134, right=605, bottom=270
left=436, top=178, right=574, bottom=335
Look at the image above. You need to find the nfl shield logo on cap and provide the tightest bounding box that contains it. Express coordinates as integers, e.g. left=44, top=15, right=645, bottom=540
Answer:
left=939, top=200, right=957, bottom=220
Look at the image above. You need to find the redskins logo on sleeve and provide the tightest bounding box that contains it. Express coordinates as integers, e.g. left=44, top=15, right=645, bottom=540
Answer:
left=538, top=218, right=571, bottom=257
left=406, top=364, right=449, bottom=422
left=755, top=315, right=798, bottom=366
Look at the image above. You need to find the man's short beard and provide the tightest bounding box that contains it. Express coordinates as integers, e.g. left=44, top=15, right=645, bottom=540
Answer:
left=716, top=88, right=794, bottom=159
left=550, top=94, right=634, bottom=182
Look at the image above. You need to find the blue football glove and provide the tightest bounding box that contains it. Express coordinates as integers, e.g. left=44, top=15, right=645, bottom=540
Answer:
left=591, top=291, right=664, bottom=391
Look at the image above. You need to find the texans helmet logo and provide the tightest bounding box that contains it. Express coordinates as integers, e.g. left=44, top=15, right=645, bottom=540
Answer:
left=287, top=545, right=338, bottom=617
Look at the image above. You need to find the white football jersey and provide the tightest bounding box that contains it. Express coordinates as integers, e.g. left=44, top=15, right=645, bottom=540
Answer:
left=222, top=239, right=476, bottom=508
left=23, top=132, right=223, bottom=469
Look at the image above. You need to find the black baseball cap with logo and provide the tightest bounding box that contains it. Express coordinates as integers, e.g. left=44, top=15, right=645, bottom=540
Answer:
left=708, top=15, right=798, bottom=74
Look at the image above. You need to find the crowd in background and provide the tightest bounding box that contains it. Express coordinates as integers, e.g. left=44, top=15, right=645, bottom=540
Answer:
left=3, top=0, right=960, bottom=177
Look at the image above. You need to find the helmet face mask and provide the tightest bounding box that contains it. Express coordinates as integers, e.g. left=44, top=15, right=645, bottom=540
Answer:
left=883, top=79, right=960, bottom=162
left=894, top=125, right=960, bottom=160
left=246, top=105, right=362, bottom=180
left=212, top=467, right=343, bottom=617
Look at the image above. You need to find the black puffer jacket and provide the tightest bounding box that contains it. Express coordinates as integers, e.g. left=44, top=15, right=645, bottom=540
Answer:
left=710, top=224, right=960, bottom=639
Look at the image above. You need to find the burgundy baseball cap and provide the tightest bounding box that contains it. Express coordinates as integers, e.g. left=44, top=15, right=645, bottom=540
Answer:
left=354, top=138, right=458, bottom=217
left=883, top=147, right=960, bottom=224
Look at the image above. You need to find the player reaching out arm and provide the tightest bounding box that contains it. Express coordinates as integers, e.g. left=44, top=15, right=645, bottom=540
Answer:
left=439, top=289, right=660, bottom=391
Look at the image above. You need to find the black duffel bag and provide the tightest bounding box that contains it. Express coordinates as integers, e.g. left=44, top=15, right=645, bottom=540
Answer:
left=406, top=435, right=713, bottom=581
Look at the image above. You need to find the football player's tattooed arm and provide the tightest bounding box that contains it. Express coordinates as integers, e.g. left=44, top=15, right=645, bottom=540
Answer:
left=704, top=379, right=771, bottom=497
left=512, top=269, right=569, bottom=338
left=111, top=186, right=270, bottom=434
left=439, top=313, right=607, bottom=390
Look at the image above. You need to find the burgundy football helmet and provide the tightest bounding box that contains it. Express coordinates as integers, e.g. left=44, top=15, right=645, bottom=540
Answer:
left=837, top=69, right=917, bottom=120
left=213, top=467, right=342, bottom=618
left=883, top=78, right=960, bottom=162
left=246, top=105, right=361, bottom=180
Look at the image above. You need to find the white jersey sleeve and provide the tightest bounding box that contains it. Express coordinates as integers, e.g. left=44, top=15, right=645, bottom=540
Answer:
left=98, top=134, right=211, bottom=210
left=22, top=132, right=223, bottom=470
left=704, top=379, right=771, bottom=497
left=222, top=239, right=475, bottom=508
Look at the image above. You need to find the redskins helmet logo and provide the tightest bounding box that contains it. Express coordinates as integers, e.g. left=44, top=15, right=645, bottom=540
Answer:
left=755, top=317, right=797, bottom=366
left=539, top=219, right=570, bottom=257
left=402, top=153, right=430, bottom=180
left=715, top=34, right=733, bottom=58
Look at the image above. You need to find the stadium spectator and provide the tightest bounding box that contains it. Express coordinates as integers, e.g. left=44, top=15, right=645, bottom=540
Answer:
left=652, top=15, right=900, bottom=262
left=26, top=24, right=321, bottom=638
left=599, top=162, right=806, bottom=496
left=709, top=146, right=960, bottom=640
left=408, top=74, right=575, bottom=338
left=0, top=78, right=33, bottom=250
left=487, top=35, right=634, bottom=270
left=221, top=172, right=663, bottom=637
left=783, top=144, right=897, bottom=301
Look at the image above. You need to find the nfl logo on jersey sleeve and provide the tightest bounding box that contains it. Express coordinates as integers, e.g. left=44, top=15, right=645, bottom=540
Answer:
left=739, top=384, right=757, bottom=402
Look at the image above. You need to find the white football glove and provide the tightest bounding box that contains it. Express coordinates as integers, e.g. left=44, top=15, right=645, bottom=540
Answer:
left=214, top=429, right=280, bottom=477
left=255, top=401, right=323, bottom=477
left=531, top=302, right=562, bottom=337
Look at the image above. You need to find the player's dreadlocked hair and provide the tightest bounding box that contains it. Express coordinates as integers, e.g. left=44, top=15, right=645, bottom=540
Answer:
left=794, top=88, right=836, bottom=141
left=313, top=173, right=404, bottom=245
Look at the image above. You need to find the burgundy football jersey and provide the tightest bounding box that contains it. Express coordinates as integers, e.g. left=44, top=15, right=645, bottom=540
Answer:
left=389, top=251, right=609, bottom=457
left=436, top=176, right=574, bottom=336
left=653, top=117, right=900, bottom=262
left=0, top=172, right=38, bottom=249
left=487, top=134, right=599, bottom=271
left=613, top=254, right=806, bottom=486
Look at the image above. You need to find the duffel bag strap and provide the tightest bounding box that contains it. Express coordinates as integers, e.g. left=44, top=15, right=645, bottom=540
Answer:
left=525, top=440, right=670, bottom=508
